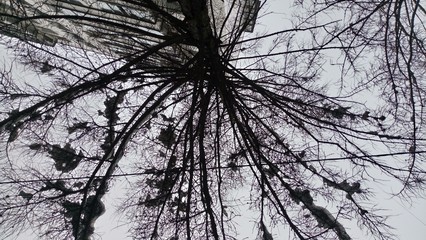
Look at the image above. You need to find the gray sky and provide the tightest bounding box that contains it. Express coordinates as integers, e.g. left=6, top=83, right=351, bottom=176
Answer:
left=1, top=0, right=426, bottom=239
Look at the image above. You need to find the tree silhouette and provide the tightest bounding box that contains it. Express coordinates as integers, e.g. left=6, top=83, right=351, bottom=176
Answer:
left=0, top=0, right=425, bottom=239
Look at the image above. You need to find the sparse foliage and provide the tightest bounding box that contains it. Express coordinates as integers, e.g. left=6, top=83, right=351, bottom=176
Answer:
left=0, top=0, right=425, bottom=240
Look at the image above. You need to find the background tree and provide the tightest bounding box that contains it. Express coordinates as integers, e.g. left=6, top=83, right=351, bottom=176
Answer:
left=0, top=0, right=425, bottom=240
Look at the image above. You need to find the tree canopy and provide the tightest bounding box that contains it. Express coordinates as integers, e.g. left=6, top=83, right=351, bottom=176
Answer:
left=0, top=0, right=425, bottom=239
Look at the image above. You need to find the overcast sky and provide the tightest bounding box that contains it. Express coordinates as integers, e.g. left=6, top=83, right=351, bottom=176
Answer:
left=1, top=45, right=424, bottom=240
left=1, top=0, right=426, bottom=239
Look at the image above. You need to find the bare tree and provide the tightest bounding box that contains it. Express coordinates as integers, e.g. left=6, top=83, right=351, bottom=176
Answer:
left=0, top=0, right=425, bottom=239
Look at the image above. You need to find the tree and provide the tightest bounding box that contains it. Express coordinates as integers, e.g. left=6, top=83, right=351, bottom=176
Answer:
left=0, top=0, right=425, bottom=239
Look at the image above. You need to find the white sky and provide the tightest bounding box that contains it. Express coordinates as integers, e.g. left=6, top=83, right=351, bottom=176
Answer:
left=1, top=0, right=426, bottom=239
